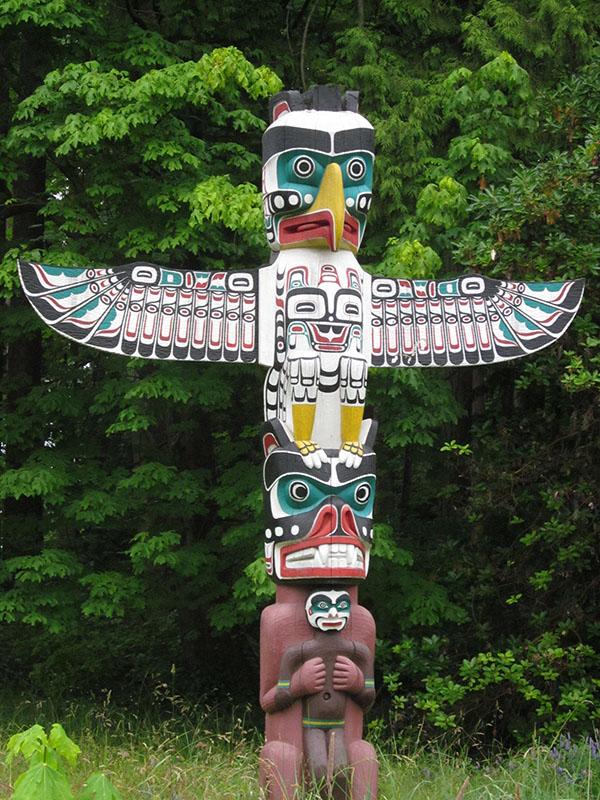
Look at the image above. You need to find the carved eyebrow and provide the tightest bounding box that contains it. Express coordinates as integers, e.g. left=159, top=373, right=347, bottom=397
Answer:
left=334, top=128, right=375, bottom=154
left=262, top=127, right=332, bottom=161
left=335, top=463, right=376, bottom=485
left=311, top=594, right=333, bottom=605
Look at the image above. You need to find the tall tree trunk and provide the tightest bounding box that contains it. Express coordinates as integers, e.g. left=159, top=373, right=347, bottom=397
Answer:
left=1, top=30, right=47, bottom=558
left=2, top=157, right=46, bottom=558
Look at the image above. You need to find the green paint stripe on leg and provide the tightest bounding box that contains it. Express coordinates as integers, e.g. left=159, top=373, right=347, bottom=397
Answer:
left=302, top=718, right=345, bottom=728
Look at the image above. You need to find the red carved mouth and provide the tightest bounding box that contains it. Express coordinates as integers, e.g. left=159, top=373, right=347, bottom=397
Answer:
left=342, top=211, right=359, bottom=250
left=279, top=210, right=335, bottom=250
left=279, top=535, right=367, bottom=579
left=321, top=619, right=345, bottom=629
left=276, top=504, right=367, bottom=579
left=308, top=323, right=350, bottom=352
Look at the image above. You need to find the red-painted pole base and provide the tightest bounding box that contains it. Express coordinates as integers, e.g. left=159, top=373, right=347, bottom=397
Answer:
left=259, top=585, right=378, bottom=799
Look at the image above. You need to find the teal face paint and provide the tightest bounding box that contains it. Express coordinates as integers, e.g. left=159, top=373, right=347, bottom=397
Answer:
left=265, top=149, right=373, bottom=251
left=305, top=590, right=352, bottom=631
left=276, top=474, right=375, bottom=517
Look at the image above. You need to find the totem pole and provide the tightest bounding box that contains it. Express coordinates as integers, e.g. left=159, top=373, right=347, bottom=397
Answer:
left=18, top=85, right=584, bottom=800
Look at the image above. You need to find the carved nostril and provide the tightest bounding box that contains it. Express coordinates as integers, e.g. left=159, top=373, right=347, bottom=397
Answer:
left=321, top=507, right=336, bottom=535
left=341, top=504, right=359, bottom=537
left=308, top=504, right=338, bottom=537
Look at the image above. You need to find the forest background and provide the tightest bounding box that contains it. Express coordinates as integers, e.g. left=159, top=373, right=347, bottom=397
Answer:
left=0, top=0, right=599, bottom=751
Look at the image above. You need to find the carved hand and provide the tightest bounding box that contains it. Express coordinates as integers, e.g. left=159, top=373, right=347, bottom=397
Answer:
left=291, top=657, right=326, bottom=696
left=332, top=655, right=363, bottom=694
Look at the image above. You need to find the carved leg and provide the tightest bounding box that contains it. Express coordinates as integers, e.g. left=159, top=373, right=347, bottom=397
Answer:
left=259, top=741, right=303, bottom=800
left=329, top=729, right=351, bottom=800
left=304, top=727, right=328, bottom=795
left=347, top=740, right=378, bottom=800
left=339, top=357, right=368, bottom=468
left=289, top=357, right=328, bottom=468
left=304, top=728, right=352, bottom=800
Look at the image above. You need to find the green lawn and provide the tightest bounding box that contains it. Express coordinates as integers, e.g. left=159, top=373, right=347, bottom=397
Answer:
left=0, top=698, right=597, bottom=799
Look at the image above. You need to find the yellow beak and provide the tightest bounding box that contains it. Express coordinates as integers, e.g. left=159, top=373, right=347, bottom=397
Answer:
left=309, top=162, right=345, bottom=251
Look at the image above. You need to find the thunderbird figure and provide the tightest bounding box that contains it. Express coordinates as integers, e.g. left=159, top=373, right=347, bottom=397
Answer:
left=19, top=86, right=584, bottom=469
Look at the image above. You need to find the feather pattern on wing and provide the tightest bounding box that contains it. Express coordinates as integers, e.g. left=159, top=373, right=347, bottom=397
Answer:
left=18, top=260, right=258, bottom=363
left=369, top=274, right=585, bottom=368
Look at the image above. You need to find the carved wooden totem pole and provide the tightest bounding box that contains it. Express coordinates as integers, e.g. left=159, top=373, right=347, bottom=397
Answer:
left=19, top=85, right=584, bottom=800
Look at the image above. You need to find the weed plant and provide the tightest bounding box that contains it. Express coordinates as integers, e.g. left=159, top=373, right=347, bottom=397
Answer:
left=0, top=693, right=598, bottom=799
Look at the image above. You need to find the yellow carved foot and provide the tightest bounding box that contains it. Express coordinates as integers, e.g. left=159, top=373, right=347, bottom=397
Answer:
left=339, top=440, right=364, bottom=468
left=294, top=439, right=329, bottom=469
left=295, top=439, right=318, bottom=456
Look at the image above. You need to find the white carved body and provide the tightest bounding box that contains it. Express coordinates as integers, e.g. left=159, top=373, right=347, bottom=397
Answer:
left=259, top=249, right=371, bottom=452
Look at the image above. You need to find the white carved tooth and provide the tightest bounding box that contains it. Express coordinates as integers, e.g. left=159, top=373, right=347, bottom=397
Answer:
left=318, top=544, right=330, bottom=565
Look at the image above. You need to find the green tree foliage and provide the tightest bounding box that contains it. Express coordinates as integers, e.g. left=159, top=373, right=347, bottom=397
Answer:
left=0, top=0, right=598, bottom=747
left=0, top=0, right=280, bottom=698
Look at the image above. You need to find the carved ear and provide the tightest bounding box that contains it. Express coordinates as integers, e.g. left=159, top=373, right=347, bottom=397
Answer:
left=261, top=418, right=295, bottom=455
left=360, top=418, right=378, bottom=452
left=272, top=100, right=291, bottom=121
left=268, top=90, right=302, bottom=123
left=262, top=432, right=280, bottom=457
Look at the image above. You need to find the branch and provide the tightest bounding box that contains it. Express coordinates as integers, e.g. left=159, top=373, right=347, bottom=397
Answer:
left=289, top=0, right=313, bottom=31
left=125, top=0, right=149, bottom=29
left=300, top=0, right=319, bottom=91
left=0, top=201, right=45, bottom=221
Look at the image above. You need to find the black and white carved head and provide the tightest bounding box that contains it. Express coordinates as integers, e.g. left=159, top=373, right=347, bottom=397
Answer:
left=262, top=417, right=377, bottom=583
left=262, top=86, right=375, bottom=253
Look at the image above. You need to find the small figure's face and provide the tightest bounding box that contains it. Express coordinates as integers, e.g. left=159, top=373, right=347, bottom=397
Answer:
left=262, top=110, right=374, bottom=253
left=305, top=590, right=351, bottom=631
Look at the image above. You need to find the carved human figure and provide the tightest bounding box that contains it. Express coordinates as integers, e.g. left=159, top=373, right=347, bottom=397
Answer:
left=260, top=588, right=377, bottom=800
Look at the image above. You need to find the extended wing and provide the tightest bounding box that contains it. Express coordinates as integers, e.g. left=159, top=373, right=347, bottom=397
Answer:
left=370, top=274, right=584, bottom=368
left=18, top=260, right=258, bottom=362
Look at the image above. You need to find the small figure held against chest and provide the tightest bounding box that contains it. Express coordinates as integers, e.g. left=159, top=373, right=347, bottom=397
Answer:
left=267, top=590, right=375, bottom=799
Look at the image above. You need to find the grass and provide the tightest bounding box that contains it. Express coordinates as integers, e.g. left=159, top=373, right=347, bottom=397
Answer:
left=0, top=694, right=598, bottom=799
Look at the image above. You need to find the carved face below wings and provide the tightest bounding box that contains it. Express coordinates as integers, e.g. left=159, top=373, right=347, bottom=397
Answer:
left=284, top=263, right=364, bottom=357
left=262, top=419, right=377, bottom=583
